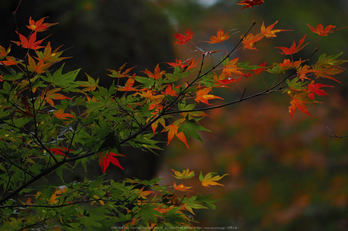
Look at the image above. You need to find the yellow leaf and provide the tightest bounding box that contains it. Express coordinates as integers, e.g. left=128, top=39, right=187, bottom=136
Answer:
left=199, top=172, right=228, bottom=187
left=171, top=168, right=195, bottom=179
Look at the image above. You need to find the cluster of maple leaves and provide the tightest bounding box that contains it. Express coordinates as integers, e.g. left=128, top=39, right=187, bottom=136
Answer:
left=1, top=5, right=345, bottom=173
left=1, top=1, right=347, bottom=229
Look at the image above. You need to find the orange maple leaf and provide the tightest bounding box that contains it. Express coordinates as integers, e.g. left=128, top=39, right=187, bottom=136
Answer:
left=118, top=74, right=138, bottom=92
left=222, top=57, right=244, bottom=76
left=174, top=29, right=193, bottom=45
left=241, top=33, right=264, bottom=50
left=0, top=45, right=11, bottom=58
left=173, top=181, right=193, bottom=192
left=163, top=124, right=189, bottom=148
left=276, top=35, right=308, bottom=55
left=261, top=21, right=291, bottom=38
left=0, top=56, right=19, bottom=66
left=107, top=63, right=136, bottom=78
left=237, top=0, right=264, bottom=10
left=307, top=24, right=336, bottom=36
left=27, top=54, right=52, bottom=74
left=207, top=28, right=231, bottom=44
left=143, top=64, right=165, bottom=80
left=43, top=88, right=72, bottom=107
left=199, top=172, right=228, bottom=187
left=151, top=117, right=165, bottom=136
left=296, top=65, right=313, bottom=81
left=53, top=109, right=75, bottom=120
left=162, top=84, right=177, bottom=96
left=195, top=88, right=223, bottom=105
left=27, top=17, right=58, bottom=32
left=48, top=186, right=67, bottom=205
left=311, top=67, right=342, bottom=83
left=12, top=32, right=46, bottom=50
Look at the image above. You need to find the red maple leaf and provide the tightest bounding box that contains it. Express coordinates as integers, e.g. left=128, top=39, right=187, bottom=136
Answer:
left=12, top=32, right=46, bottom=50
left=276, top=35, right=308, bottom=55
left=174, top=29, right=193, bottom=45
left=237, top=0, right=264, bottom=10
left=306, top=81, right=333, bottom=100
left=307, top=24, right=336, bottom=36
left=98, top=151, right=125, bottom=173
left=50, top=147, right=74, bottom=156
left=289, top=96, right=312, bottom=119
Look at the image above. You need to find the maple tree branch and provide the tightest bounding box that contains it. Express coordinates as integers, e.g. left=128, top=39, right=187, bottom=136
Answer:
left=327, top=126, right=348, bottom=138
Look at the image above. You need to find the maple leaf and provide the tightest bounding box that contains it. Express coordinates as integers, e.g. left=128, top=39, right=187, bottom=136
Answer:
left=27, top=54, right=52, bottom=74
left=297, top=65, right=313, bottom=81
left=173, top=181, right=193, bottom=192
left=117, top=74, right=138, bottom=91
left=137, top=90, right=164, bottom=104
left=261, top=21, right=291, bottom=38
left=0, top=56, right=19, bottom=66
left=199, top=172, right=228, bottom=187
left=163, top=124, right=189, bottom=148
left=53, top=109, right=75, bottom=120
left=162, top=84, right=177, bottom=96
left=306, top=81, right=333, bottom=100
left=98, top=151, right=125, bottom=173
left=311, top=68, right=343, bottom=83
left=184, top=58, right=201, bottom=71
left=42, top=88, right=72, bottom=107
left=174, top=29, right=193, bottom=45
left=151, top=117, right=165, bottom=136
left=27, top=17, right=58, bottom=32
left=237, top=0, right=264, bottom=10
left=143, top=64, right=165, bottom=80
left=107, top=63, right=136, bottom=78
left=288, top=95, right=312, bottom=119
left=222, top=57, right=244, bottom=76
left=166, top=58, right=187, bottom=69
left=48, top=186, right=67, bottom=205
left=243, top=62, right=267, bottom=77
left=79, top=74, right=99, bottom=92
left=50, top=147, right=74, bottom=156
left=276, top=35, right=308, bottom=55
left=195, top=87, right=223, bottom=105
left=12, top=31, right=46, bottom=50
left=217, top=77, right=242, bottom=86
left=172, top=169, right=195, bottom=179
left=207, top=28, right=231, bottom=44
left=241, top=33, right=264, bottom=50
left=35, top=42, right=70, bottom=63
left=0, top=45, right=11, bottom=58
left=307, top=24, right=336, bottom=36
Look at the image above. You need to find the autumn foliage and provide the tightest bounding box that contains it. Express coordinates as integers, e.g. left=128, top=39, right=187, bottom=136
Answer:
left=0, top=1, right=347, bottom=230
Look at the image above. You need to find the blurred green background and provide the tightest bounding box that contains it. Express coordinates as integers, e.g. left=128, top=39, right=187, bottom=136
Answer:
left=1, top=0, right=347, bottom=230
